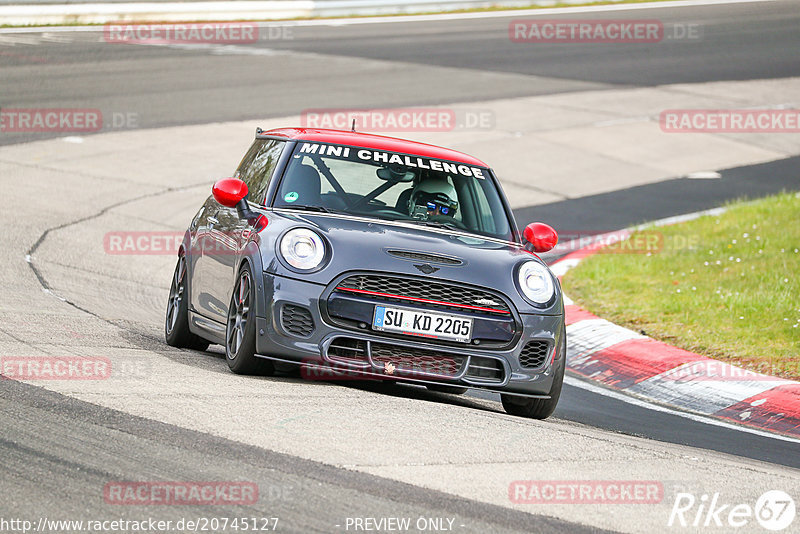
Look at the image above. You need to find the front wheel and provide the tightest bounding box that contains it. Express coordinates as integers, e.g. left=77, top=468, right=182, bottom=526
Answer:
left=165, top=254, right=209, bottom=351
left=225, top=264, right=274, bottom=376
left=501, top=330, right=565, bottom=420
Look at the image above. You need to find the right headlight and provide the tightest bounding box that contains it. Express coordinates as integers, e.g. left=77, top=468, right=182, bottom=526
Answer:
left=279, top=228, right=326, bottom=271
left=517, top=261, right=555, bottom=305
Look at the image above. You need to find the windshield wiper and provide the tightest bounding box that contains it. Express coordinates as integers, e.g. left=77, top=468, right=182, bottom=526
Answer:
left=283, top=205, right=334, bottom=213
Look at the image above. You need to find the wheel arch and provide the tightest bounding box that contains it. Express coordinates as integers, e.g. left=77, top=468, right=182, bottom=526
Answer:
left=176, top=231, right=194, bottom=312
left=238, top=241, right=269, bottom=321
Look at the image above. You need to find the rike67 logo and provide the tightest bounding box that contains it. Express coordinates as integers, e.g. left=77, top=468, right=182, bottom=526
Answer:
left=668, top=490, right=795, bottom=531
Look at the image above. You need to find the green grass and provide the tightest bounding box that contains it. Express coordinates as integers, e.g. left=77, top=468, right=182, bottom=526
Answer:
left=562, top=192, right=800, bottom=380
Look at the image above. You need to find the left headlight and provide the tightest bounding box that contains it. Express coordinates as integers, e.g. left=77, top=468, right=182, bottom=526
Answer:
left=517, top=261, right=555, bottom=305
left=279, top=228, right=326, bottom=270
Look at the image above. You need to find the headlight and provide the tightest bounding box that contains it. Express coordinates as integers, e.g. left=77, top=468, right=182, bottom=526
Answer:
left=279, top=228, right=326, bottom=270
left=517, top=261, right=555, bottom=304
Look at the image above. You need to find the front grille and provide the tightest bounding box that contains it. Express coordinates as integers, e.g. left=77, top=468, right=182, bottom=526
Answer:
left=519, top=340, right=550, bottom=368
left=370, top=342, right=466, bottom=377
left=387, top=250, right=463, bottom=265
left=466, top=356, right=504, bottom=380
left=336, top=274, right=510, bottom=315
left=324, top=338, right=505, bottom=383
left=327, top=337, right=367, bottom=362
left=281, top=305, right=314, bottom=337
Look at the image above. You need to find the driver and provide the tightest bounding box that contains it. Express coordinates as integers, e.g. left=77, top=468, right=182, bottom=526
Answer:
left=408, top=178, right=459, bottom=219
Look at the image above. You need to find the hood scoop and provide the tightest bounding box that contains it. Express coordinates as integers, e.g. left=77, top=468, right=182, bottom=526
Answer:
left=386, top=249, right=464, bottom=266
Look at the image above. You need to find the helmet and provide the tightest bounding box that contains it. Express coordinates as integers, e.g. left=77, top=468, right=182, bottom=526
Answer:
left=408, top=178, right=458, bottom=218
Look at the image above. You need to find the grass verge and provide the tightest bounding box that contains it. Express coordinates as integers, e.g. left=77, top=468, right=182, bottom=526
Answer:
left=562, top=192, right=800, bottom=381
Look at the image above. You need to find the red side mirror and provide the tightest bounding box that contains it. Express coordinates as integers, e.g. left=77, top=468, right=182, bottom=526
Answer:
left=212, top=178, right=248, bottom=208
left=523, top=222, right=558, bottom=253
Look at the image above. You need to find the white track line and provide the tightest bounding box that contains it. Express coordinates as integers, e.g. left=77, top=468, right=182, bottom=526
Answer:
left=565, top=375, right=800, bottom=444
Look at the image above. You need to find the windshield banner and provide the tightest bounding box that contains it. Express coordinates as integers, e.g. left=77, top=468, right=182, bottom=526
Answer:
left=297, top=142, right=486, bottom=179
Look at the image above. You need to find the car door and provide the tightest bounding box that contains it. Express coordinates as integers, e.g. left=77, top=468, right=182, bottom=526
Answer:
left=187, top=197, right=221, bottom=320
left=200, top=139, right=286, bottom=325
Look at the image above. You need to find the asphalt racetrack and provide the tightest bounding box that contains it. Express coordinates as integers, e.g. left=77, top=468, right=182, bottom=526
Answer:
left=1, top=1, right=799, bottom=532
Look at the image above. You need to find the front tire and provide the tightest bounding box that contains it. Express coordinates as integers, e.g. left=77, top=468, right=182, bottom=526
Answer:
left=501, top=329, right=565, bottom=420
left=165, top=254, right=209, bottom=351
left=225, top=264, right=274, bottom=376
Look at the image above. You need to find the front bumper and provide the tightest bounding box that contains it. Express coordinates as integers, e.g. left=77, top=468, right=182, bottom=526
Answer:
left=255, top=273, right=565, bottom=397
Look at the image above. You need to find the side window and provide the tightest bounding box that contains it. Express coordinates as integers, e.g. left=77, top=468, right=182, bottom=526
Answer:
left=236, top=139, right=285, bottom=205
left=461, top=178, right=499, bottom=236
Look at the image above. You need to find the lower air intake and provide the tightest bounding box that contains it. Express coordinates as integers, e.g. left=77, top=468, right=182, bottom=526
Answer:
left=519, top=340, right=550, bottom=369
left=281, top=305, right=315, bottom=337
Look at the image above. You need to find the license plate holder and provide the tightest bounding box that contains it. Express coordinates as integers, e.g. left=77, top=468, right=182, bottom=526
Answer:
left=372, top=305, right=472, bottom=343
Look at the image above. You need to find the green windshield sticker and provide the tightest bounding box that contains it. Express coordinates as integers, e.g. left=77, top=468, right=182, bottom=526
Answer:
left=284, top=192, right=299, bottom=203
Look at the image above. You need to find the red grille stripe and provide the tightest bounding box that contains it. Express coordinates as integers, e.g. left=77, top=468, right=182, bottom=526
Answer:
left=401, top=331, right=438, bottom=339
left=336, top=286, right=510, bottom=314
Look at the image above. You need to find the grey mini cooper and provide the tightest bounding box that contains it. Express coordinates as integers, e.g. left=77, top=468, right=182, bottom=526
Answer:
left=165, top=127, right=565, bottom=419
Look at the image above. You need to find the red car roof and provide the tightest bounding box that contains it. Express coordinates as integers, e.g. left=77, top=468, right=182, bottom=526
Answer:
left=260, top=127, right=489, bottom=168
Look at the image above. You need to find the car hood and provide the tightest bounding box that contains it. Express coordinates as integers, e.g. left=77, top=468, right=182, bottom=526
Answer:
left=260, top=211, right=560, bottom=314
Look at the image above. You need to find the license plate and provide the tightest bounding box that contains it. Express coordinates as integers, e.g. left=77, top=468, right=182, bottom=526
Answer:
left=372, top=305, right=472, bottom=343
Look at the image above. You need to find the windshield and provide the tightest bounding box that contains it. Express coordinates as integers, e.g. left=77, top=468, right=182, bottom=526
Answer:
left=272, top=142, right=513, bottom=241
